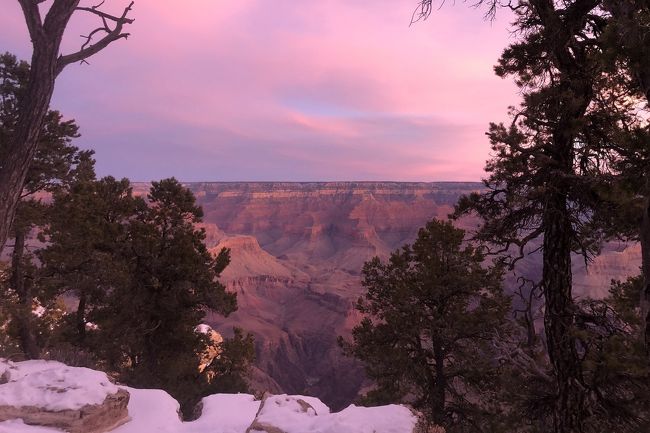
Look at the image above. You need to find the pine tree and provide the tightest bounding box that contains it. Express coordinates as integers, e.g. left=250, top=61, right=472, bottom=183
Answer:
left=445, top=2, right=636, bottom=430
left=572, top=276, right=650, bottom=431
left=340, top=219, right=510, bottom=432
left=95, top=178, right=238, bottom=416
left=39, top=169, right=138, bottom=346
left=600, top=2, right=650, bottom=351
left=203, top=327, right=255, bottom=394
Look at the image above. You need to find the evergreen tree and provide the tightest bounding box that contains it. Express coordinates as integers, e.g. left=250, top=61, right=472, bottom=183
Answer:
left=442, top=2, right=636, bottom=430
left=0, top=52, right=87, bottom=359
left=38, top=176, right=249, bottom=415
left=39, top=169, right=138, bottom=346
left=599, top=2, right=650, bottom=350
left=203, top=327, right=256, bottom=395
left=95, top=178, right=238, bottom=416
left=340, top=219, right=510, bottom=432
left=571, top=277, right=650, bottom=432
left=0, top=2, right=134, bottom=252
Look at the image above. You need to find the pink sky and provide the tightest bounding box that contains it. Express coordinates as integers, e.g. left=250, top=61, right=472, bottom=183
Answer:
left=0, top=0, right=518, bottom=181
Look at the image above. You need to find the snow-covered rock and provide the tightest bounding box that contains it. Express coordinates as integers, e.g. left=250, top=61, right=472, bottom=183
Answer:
left=187, top=394, right=260, bottom=433
left=0, top=359, right=129, bottom=433
left=0, top=360, right=428, bottom=433
left=246, top=393, right=417, bottom=433
left=0, top=360, right=119, bottom=411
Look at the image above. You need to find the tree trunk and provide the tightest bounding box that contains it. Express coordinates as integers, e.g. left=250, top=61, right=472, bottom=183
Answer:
left=543, top=190, right=584, bottom=433
left=0, top=43, right=59, bottom=252
left=0, top=0, right=84, bottom=252
left=0, top=0, right=132, bottom=252
left=76, top=289, right=87, bottom=344
left=10, top=227, right=40, bottom=359
left=432, top=340, right=446, bottom=426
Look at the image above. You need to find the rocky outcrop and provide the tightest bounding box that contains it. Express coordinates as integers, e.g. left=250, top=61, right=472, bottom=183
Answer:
left=196, top=324, right=224, bottom=373
left=244, top=392, right=421, bottom=433
left=246, top=394, right=319, bottom=433
left=0, top=388, right=130, bottom=433
left=135, top=182, right=642, bottom=410
left=0, top=359, right=130, bottom=433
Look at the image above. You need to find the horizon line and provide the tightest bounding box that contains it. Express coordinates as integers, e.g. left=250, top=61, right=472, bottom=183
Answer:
left=127, top=180, right=484, bottom=184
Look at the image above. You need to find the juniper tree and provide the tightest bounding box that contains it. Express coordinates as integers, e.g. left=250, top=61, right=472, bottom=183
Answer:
left=0, top=1, right=135, bottom=251
left=340, top=219, right=510, bottom=432
left=39, top=169, right=138, bottom=346
left=0, top=52, right=88, bottom=359
left=203, top=327, right=256, bottom=395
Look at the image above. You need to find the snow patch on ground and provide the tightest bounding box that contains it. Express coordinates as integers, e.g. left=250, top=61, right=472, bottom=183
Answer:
left=0, top=360, right=418, bottom=433
left=185, top=394, right=260, bottom=433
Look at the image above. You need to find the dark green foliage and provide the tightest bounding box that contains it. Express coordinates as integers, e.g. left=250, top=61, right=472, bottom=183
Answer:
left=35, top=174, right=247, bottom=417
left=0, top=52, right=84, bottom=198
left=90, top=178, right=238, bottom=416
left=39, top=173, right=138, bottom=345
left=449, top=2, right=640, bottom=431
left=573, top=277, right=650, bottom=432
left=492, top=276, right=650, bottom=433
left=0, top=52, right=29, bottom=152
left=204, top=327, right=256, bottom=394
left=341, top=219, right=510, bottom=432
left=0, top=52, right=89, bottom=360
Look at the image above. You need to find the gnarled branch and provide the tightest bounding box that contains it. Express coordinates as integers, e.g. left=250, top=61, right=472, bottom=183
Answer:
left=56, top=1, right=134, bottom=75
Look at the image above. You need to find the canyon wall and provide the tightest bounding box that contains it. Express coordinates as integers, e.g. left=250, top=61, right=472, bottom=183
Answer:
left=138, top=182, right=641, bottom=409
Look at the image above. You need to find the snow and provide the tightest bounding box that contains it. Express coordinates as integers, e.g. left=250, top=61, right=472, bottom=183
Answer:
left=32, top=305, right=46, bottom=318
left=251, top=395, right=416, bottom=433
left=0, top=359, right=118, bottom=411
left=111, top=387, right=184, bottom=433
left=185, top=394, right=260, bottom=433
left=0, top=360, right=418, bottom=433
left=195, top=324, right=212, bottom=334
left=315, top=404, right=417, bottom=433
left=102, top=389, right=263, bottom=433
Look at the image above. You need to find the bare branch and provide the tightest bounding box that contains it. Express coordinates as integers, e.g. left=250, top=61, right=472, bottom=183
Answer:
left=76, top=2, right=132, bottom=23
left=56, top=1, right=135, bottom=75
left=410, top=0, right=436, bottom=25
left=80, top=27, right=109, bottom=51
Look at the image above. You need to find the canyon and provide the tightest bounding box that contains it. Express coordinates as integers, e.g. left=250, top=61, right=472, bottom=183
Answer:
left=137, top=182, right=641, bottom=410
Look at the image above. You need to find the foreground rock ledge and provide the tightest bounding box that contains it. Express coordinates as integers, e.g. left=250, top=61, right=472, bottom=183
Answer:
left=0, top=388, right=130, bottom=433
left=245, top=393, right=444, bottom=433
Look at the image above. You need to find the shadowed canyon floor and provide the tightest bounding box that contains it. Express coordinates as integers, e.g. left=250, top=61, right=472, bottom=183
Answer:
left=130, top=182, right=641, bottom=409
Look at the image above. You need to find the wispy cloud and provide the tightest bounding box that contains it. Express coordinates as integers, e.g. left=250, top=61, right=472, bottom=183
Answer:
left=1, top=0, right=518, bottom=181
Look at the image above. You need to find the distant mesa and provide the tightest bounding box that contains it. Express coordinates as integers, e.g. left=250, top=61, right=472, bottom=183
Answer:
left=132, top=182, right=642, bottom=410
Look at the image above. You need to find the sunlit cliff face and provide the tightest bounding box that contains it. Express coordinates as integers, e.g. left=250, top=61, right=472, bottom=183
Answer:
left=181, top=182, right=641, bottom=409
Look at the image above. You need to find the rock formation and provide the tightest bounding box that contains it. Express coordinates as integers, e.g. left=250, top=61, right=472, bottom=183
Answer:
left=0, top=390, right=129, bottom=433
left=244, top=393, right=422, bottom=433
left=128, top=182, right=644, bottom=409
left=0, top=359, right=129, bottom=433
